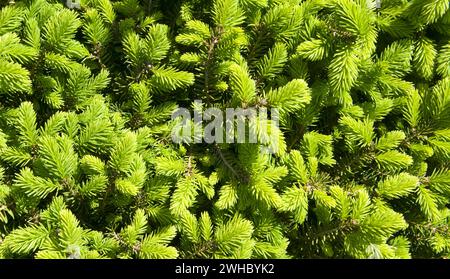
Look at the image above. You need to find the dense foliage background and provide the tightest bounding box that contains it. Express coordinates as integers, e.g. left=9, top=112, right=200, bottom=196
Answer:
left=0, top=0, right=449, bottom=259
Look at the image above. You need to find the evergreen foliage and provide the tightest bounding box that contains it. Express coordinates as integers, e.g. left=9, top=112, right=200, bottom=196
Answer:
left=0, top=0, right=449, bottom=259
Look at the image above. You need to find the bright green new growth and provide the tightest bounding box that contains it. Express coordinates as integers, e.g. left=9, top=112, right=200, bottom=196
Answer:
left=0, top=0, right=449, bottom=259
